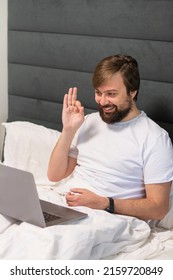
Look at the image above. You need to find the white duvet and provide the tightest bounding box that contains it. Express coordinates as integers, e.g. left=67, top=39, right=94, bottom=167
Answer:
left=1, top=122, right=173, bottom=260
left=0, top=183, right=151, bottom=260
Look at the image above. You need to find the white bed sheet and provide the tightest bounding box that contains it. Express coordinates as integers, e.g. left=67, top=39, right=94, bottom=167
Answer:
left=1, top=122, right=173, bottom=260
left=0, top=183, right=151, bottom=260
left=106, top=228, right=173, bottom=260
left=0, top=182, right=173, bottom=260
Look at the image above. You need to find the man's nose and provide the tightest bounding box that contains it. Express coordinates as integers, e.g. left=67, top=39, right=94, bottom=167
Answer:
left=99, top=95, right=109, bottom=106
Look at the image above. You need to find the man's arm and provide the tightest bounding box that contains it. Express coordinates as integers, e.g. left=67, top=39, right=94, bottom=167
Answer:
left=113, top=182, right=171, bottom=220
left=66, top=182, right=171, bottom=220
left=47, top=130, right=77, bottom=182
left=47, top=87, right=84, bottom=182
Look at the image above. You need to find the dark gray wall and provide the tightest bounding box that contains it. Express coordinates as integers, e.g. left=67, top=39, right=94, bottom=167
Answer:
left=8, top=0, right=173, bottom=140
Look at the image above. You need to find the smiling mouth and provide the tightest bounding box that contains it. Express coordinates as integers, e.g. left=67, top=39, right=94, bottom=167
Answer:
left=102, top=106, right=116, bottom=113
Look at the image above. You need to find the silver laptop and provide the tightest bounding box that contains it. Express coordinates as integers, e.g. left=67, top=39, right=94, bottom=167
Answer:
left=0, top=164, right=87, bottom=227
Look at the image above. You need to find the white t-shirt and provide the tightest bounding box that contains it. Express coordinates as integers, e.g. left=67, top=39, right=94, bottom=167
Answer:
left=69, top=111, right=173, bottom=199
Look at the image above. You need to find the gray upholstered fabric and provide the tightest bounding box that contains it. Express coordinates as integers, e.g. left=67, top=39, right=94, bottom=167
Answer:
left=8, top=0, right=173, bottom=141
left=8, top=32, right=173, bottom=82
left=8, top=0, right=173, bottom=41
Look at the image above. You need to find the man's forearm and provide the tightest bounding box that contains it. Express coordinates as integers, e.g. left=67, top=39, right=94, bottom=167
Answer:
left=65, top=183, right=170, bottom=221
left=114, top=197, right=169, bottom=221
left=47, top=129, right=76, bottom=182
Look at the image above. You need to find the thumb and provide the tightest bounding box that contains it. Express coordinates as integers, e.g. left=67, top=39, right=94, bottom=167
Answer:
left=70, top=188, right=84, bottom=194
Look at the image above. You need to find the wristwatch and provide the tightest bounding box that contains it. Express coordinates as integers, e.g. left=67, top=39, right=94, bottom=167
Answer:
left=105, top=197, right=114, bottom=213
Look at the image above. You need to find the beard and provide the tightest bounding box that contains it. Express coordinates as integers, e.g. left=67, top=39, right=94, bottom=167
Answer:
left=98, top=97, right=133, bottom=124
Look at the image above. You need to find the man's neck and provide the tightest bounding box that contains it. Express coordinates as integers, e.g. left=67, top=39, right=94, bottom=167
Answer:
left=121, top=105, right=140, bottom=122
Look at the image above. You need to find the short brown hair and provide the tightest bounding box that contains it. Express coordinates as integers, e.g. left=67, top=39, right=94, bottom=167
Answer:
left=92, top=54, right=140, bottom=101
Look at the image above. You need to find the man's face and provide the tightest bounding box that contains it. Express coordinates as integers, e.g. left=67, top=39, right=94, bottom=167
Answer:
left=95, top=72, right=135, bottom=124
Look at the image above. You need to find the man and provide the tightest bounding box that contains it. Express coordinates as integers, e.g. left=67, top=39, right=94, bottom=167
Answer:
left=47, top=54, right=173, bottom=221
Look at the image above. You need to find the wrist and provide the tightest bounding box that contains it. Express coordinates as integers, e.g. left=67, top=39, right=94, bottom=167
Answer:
left=62, top=127, right=76, bottom=135
left=61, top=128, right=76, bottom=141
left=101, top=197, right=110, bottom=209
left=104, top=197, right=115, bottom=213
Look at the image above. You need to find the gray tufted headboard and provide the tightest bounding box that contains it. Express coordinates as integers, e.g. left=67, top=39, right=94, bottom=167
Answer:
left=8, top=0, right=173, bottom=141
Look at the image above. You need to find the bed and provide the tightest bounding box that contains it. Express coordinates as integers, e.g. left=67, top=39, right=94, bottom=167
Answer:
left=0, top=0, right=173, bottom=260
left=1, top=121, right=173, bottom=260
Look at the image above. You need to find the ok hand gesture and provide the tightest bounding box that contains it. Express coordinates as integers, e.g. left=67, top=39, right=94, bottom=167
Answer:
left=62, top=87, right=84, bottom=133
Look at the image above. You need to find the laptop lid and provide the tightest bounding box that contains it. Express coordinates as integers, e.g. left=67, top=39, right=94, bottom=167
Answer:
left=0, top=164, right=87, bottom=227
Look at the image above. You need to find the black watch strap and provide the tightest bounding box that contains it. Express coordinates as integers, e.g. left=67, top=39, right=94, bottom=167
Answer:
left=105, top=197, right=114, bottom=213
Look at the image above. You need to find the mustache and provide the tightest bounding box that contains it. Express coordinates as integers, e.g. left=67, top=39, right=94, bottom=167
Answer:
left=98, top=104, right=117, bottom=109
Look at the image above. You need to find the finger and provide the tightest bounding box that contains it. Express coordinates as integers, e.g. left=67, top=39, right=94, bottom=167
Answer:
left=66, top=194, right=80, bottom=207
left=72, top=87, right=77, bottom=106
left=75, top=100, right=82, bottom=107
left=70, top=188, right=84, bottom=194
left=63, top=94, right=68, bottom=109
left=66, top=194, right=77, bottom=206
left=66, top=191, right=75, bottom=200
left=66, top=201, right=78, bottom=207
left=75, top=100, right=84, bottom=114
left=67, top=88, right=73, bottom=106
left=79, top=106, right=84, bottom=114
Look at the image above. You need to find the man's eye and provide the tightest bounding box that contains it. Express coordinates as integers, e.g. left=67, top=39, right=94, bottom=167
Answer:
left=108, top=92, right=116, bottom=97
left=96, top=91, right=101, bottom=96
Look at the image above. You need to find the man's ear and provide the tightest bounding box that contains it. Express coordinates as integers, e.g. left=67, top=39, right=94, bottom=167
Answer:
left=130, top=90, right=137, bottom=100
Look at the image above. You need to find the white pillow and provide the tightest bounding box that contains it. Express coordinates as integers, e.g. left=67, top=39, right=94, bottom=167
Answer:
left=2, top=121, right=61, bottom=185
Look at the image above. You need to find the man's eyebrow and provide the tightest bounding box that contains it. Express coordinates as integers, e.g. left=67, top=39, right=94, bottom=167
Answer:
left=104, top=89, right=119, bottom=93
left=95, top=88, right=119, bottom=93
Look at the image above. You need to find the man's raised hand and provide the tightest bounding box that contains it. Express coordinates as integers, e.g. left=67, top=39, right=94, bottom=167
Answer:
left=62, top=87, right=84, bottom=132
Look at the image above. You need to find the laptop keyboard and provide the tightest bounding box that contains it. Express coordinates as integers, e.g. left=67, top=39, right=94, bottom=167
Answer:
left=43, top=211, right=61, bottom=223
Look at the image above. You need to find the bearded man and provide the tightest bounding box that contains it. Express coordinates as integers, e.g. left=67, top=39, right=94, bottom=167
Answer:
left=48, top=54, right=173, bottom=221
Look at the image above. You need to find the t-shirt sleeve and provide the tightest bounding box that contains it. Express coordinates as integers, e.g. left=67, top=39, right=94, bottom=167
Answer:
left=144, top=131, right=173, bottom=184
